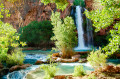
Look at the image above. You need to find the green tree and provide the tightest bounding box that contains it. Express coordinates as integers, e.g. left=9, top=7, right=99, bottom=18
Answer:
left=20, top=20, right=53, bottom=47
left=41, top=0, right=68, bottom=11
left=51, top=12, right=77, bottom=58
left=0, top=21, right=26, bottom=62
left=0, top=0, right=25, bottom=64
left=85, top=0, right=120, bottom=55
left=73, top=0, right=85, bottom=7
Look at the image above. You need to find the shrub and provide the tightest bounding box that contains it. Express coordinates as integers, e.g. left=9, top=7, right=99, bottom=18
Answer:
left=40, top=52, right=58, bottom=79
left=51, top=12, right=77, bottom=58
left=6, top=49, right=25, bottom=67
left=0, top=48, right=8, bottom=62
left=0, top=21, right=25, bottom=63
left=20, top=20, right=53, bottom=47
left=73, top=0, right=85, bottom=7
left=87, top=73, right=96, bottom=79
left=87, top=48, right=107, bottom=70
left=40, top=64, right=58, bottom=79
left=73, top=65, right=86, bottom=77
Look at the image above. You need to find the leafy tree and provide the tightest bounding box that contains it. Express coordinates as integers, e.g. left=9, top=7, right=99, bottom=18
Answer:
left=41, top=0, right=68, bottom=11
left=0, top=1, right=11, bottom=19
left=85, top=0, right=120, bottom=55
left=0, top=21, right=26, bottom=63
left=51, top=12, right=77, bottom=58
left=20, top=20, right=53, bottom=47
left=0, top=0, right=25, bottom=64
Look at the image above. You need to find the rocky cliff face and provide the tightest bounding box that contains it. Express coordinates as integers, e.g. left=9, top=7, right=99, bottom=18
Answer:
left=85, top=0, right=93, bottom=11
left=4, top=0, right=71, bottom=29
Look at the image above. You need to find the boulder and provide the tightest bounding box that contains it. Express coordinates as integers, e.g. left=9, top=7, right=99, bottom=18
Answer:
left=54, top=75, right=73, bottom=79
left=35, top=60, right=44, bottom=65
left=51, top=53, right=79, bottom=63
left=9, top=64, right=31, bottom=72
left=54, top=75, right=66, bottom=79
left=72, top=54, right=81, bottom=59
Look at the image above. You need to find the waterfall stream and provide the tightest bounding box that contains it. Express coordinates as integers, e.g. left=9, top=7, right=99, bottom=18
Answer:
left=74, top=6, right=85, bottom=50
left=74, top=6, right=93, bottom=51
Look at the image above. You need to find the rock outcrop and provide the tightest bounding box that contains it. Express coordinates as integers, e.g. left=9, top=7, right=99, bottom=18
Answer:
left=9, top=64, right=31, bottom=72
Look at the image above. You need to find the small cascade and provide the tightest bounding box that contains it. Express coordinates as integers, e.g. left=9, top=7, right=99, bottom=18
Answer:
left=7, top=71, right=27, bottom=79
left=74, top=6, right=93, bottom=51
left=86, top=17, right=93, bottom=47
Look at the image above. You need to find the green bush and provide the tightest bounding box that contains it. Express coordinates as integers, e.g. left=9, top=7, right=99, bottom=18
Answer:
left=6, top=49, right=25, bottom=67
left=40, top=64, right=58, bottom=79
left=73, top=65, right=86, bottom=77
left=51, top=12, right=77, bottom=58
left=0, top=21, right=25, bottom=63
left=0, top=48, right=8, bottom=63
left=73, top=0, right=85, bottom=7
left=20, top=20, right=53, bottom=47
left=87, top=73, right=96, bottom=79
left=87, top=48, right=107, bottom=70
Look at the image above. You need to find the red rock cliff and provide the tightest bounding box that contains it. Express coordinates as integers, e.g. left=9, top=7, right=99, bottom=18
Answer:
left=4, top=0, right=71, bottom=29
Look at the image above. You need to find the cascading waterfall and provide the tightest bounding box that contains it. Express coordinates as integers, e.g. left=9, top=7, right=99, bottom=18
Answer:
left=86, top=17, right=93, bottom=47
left=74, top=6, right=93, bottom=51
left=74, top=6, right=85, bottom=50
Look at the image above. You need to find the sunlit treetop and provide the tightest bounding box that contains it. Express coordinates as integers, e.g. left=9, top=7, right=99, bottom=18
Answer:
left=41, top=0, right=69, bottom=11
left=7, top=0, right=17, bottom=3
left=85, top=0, right=120, bottom=55
left=0, top=2, right=11, bottom=19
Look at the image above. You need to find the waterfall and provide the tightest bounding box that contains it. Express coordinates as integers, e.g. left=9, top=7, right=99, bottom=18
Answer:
left=86, top=17, right=93, bottom=47
left=74, top=6, right=85, bottom=49
left=74, top=6, right=93, bottom=51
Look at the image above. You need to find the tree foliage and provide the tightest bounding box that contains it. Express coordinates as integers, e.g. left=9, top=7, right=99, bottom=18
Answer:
left=41, top=0, right=68, bottom=11
left=20, top=20, right=53, bottom=47
left=73, top=0, right=85, bottom=7
left=85, top=0, right=120, bottom=55
left=0, top=21, right=25, bottom=63
left=51, top=12, right=77, bottom=58
left=0, top=1, right=11, bottom=19
left=0, top=1, right=25, bottom=64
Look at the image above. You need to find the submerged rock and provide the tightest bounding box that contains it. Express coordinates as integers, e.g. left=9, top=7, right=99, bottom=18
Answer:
left=35, top=60, right=44, bottom=65
left=52, top=53, right=79, bottom=63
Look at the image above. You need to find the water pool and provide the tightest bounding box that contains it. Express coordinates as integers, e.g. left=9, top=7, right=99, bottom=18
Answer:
left=1, top=50, right=120, bottom=79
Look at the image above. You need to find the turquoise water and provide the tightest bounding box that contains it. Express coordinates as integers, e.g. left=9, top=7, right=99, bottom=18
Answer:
left=1, top=50, right=120, bottom=79
left=56, top=63, right=94, bottom=75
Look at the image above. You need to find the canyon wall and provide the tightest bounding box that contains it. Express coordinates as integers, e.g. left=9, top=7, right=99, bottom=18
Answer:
left=4, top=0, right=71, bottom=29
